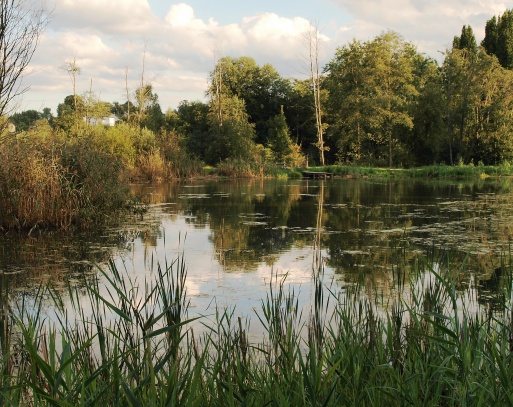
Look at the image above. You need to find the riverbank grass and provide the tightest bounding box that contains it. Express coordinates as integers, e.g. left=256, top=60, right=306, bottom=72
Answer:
left=1, top=252, right=513, bottom=405
left=306, top=162, right=513, bottom=179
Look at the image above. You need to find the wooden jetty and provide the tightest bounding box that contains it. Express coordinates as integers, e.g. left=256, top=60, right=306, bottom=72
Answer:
left=302, top=171, right=334, bottom=179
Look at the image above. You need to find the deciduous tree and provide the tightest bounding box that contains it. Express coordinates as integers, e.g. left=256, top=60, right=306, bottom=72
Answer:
left=208, top=56, right=291, bottom=145
left=206, top=95, right=256, bottom=165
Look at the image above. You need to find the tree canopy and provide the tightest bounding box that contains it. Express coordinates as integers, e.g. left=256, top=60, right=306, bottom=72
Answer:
left=10, top=9, right=513, bottom=169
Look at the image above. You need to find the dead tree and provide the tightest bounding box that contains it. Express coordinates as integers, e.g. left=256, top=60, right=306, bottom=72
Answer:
left=0, top=0, right=48, bottom=119
left=302, top=22, right=326, bottom=165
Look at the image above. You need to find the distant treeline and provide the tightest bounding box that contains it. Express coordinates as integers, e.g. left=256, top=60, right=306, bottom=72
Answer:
left=3, top=10, right=513, bottom=230
left=9, top=9, right=513, bottom=169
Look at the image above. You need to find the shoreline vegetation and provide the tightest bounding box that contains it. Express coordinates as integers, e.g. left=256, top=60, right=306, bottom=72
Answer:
left=1, top=123, right=512, bottom=232
left=1, top=252, right=513, bottom=405
left=5, top=9, right=513, bottom=232
left=1, top=129, right=513, bottom=232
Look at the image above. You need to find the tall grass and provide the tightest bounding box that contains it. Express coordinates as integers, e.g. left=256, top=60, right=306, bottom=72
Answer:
left=1, top=251, right=513, bottom=405
left=0, top=136, right=130, bottom=230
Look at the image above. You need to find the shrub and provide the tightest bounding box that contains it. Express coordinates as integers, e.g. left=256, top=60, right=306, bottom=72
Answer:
left=0, top=138, right=80, bottom=229
left=0, top=132, right=130, bottom=230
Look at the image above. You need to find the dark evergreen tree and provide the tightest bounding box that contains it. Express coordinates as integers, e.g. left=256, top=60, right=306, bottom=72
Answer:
left=10, top=109, right=42, bottom=131
left=453, top=25, right=477, bottom=56
left=482, top=16, right=499, bottom=56
left=482, top=10, right=513, bottom=69
left=266, top=106, right=292, bottom=162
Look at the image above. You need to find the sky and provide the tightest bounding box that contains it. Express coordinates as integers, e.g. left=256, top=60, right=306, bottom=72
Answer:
left=17, top=0, right=513, bottom=115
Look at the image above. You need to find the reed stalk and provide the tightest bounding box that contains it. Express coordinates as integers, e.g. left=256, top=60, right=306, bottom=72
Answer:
left=0, top=250, right=512, bottom=405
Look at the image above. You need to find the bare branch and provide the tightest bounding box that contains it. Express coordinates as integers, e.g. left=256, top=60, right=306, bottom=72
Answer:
left=0, top=0, right=49, bottom=118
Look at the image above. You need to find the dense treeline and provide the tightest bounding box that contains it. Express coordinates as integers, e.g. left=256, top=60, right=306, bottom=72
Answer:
left=9, top=11, right=513, bottom=169
left=3, top=10, right=513, bottom=229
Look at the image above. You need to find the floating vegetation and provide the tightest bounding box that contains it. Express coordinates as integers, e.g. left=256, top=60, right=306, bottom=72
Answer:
left=178, top=193, right=211, bottom=199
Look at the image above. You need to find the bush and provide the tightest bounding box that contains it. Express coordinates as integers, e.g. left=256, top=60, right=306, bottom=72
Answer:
left=0, top=132, right=130, bottom=230
left=0, top=138, right=80, bottom=229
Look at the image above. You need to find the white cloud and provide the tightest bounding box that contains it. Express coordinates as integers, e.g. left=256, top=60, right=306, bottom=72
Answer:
left=328, top=0, right=510, bottom=57
left=164, top=3, right=205, bottom=29
left=58, top=32, right=115, bottom=60
left=54, top=0, right=158, bottom=34
left=18, top=0, right=513, bottom=114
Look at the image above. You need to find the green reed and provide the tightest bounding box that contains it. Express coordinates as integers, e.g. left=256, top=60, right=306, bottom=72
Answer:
left=1, top=250, right=513, bottom=406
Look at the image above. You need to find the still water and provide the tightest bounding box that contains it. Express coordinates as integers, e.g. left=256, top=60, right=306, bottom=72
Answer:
left=2, top=177, right=513, bottom=320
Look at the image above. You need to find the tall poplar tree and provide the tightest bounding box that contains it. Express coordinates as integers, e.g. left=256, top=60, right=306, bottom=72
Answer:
left=325, top=39, right=371, bottom=162
left=482, top=9, right=513, bottom=69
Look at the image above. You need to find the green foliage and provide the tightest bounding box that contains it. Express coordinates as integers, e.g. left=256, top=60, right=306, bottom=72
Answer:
left=9, top=109, right=48, bottom=131
left=287, top=79, right=318, bottom=151
left=266, top=106, right=293, bottom=162
left=325, top=32, right=420, bottom=167
left=442, top=47, right=513, bottom=165
left=209, top=56, right=293, bottom=145
left=100, top=123, right=138, bottom=168
left=136, top=85, right=164, bottom=132
left=453, top=25, right=478, bottom=55
left=173, top=100, right=210, bottom=160
left=3, top=252, right=513, bottom=405
left=206, top=95, right=257, bottom=165
left=482, top=9, right=513, bottom=69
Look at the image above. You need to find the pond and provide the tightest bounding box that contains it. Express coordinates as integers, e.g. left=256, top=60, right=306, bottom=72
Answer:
left=2, top=177, right=513, bottom=325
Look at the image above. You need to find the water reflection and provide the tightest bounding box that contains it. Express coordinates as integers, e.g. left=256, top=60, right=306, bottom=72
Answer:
left=2, top=178, right=513, bottom=312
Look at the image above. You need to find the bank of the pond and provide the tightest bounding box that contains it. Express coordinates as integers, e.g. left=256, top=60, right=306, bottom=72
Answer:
left=289, top=163, right=513, bottom=179
left=3, top=158, right=513, bottom=232
left=1, top=253, right=513, bottom=406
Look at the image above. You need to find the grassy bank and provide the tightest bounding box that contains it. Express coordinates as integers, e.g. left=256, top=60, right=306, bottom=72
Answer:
left=2, top=122, right=512, bottom=231
left=1, top=251, right=513, bottom=406
left=300, top=162, right=513, bottom=179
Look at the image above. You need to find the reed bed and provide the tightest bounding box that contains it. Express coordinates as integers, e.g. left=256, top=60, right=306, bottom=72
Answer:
left=0, top=252, right=512, bottom=406
left=0, top=137, right=130, bottom=230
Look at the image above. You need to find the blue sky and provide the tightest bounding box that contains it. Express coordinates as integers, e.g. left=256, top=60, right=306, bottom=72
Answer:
left=147, top=0, right=349, bottom=28
left=18, top=0, right=513, bottom=115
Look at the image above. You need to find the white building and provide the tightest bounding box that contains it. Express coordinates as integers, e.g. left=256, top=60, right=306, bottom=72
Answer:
left=85, top=115, right=119, bottom=126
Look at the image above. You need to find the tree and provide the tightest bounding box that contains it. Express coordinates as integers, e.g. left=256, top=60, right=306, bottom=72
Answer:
left=325, top=32, right=419, bottom=166
left=325, top=39, right=372, bottom=162
left=367, top=32, right=419, bottom=167
left=302, top=22, right=327, bottom=165
left=453, top=25, right=478, bottom=56
left=482, top=16, right=499, bottom=56
left=266, top=106, right=292, bottom=162
left=467, top=52, right=513, bottom=163
left=141, top=89, right=164, bottom=132
left=443, top=26, right=482, bottom=164
left=9, top=107, right=52, bottom=132
left=443, top=46, right=513, bottom=164
left=409, top=58, right=446, bottom=165
left=82, top=90, right=111, bottom=125
left=63, top=57, right=81, bottom=112
left=482, top=10, right=513, bottom=69
left=206, top=95, right=256, bottom=165
left=208, top=56, right=292, bottom=145
left=287, top=79, right=318, bottom=159
left=0, top=0, right=48, bottom=120
left=54, top=94, right=85, bottom=132
left=174, top=100, right=210, bottom=160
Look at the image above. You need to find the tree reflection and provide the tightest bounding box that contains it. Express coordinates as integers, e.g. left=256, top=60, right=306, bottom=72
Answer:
left=4, top=178, right=513, bottom=301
